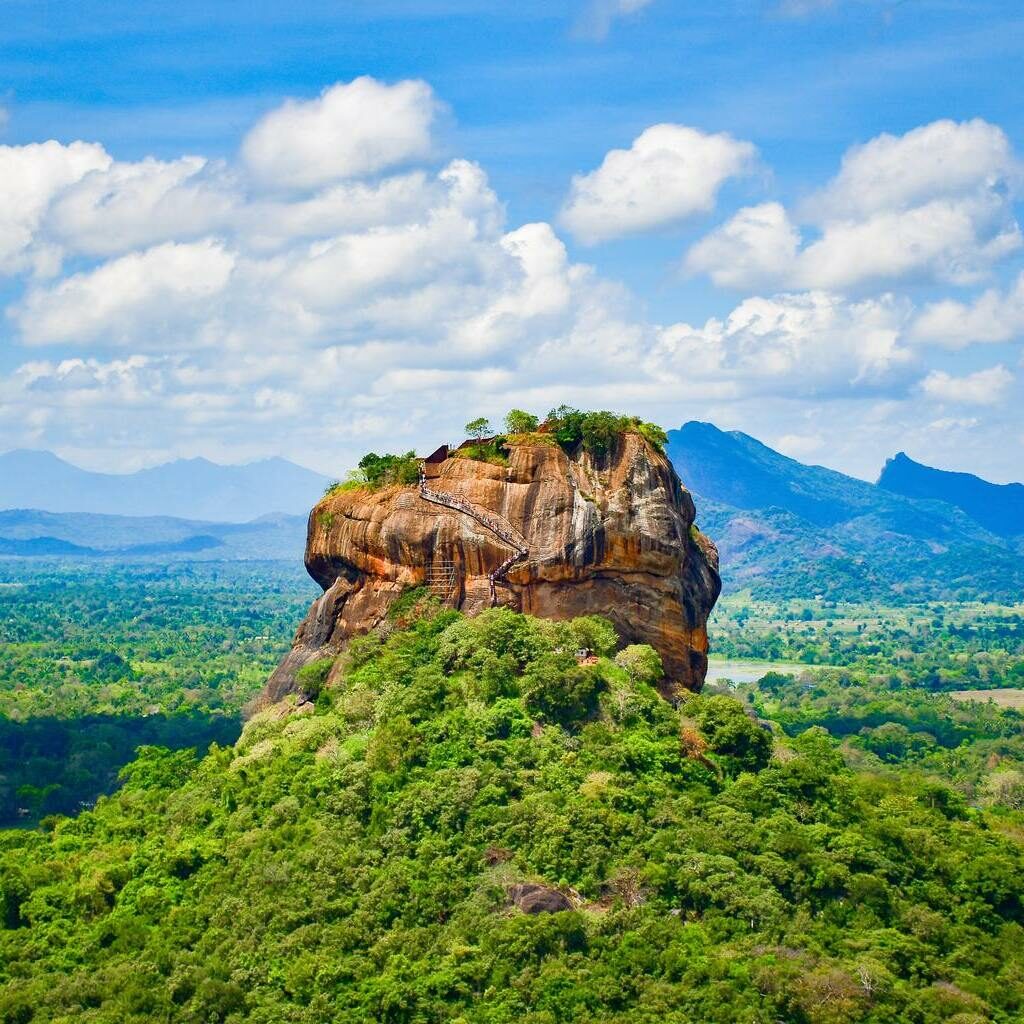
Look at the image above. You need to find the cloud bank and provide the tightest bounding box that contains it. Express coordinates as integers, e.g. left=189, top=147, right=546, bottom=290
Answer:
left=0, top=81, right=1021, bottom=481
left=686, top=120, right=1021, bottom=292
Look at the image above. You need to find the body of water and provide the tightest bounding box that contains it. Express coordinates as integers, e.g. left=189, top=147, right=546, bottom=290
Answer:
left=705, top=659, right=821, bottom=685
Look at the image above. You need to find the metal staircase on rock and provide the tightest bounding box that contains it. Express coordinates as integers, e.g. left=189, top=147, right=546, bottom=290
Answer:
left=419, top=471, right=529, bottom=605
left=423, top=559, right=457, bottom=603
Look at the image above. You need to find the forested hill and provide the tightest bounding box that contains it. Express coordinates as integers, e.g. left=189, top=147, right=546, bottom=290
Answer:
left=879, top=451, right=1024, bottom=539
left=2, top=603, right=1023, bottom=1022
left=667, top=421, right=1024, bottom=601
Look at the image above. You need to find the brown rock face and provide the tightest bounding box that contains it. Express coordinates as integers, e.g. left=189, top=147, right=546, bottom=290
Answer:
left=260, top=433, right=720, bottom=707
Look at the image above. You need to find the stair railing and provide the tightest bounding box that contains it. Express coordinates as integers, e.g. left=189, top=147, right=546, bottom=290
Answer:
left=419, top=469, right=529, bottom=605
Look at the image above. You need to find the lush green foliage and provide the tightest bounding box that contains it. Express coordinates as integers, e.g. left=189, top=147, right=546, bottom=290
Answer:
left=543, top=406, right=668, bottom=455
left=3, top=606, right=1023, bottom=1023
left=0, top=713, right=240, bottom=825
left=712, top=595, right=1024, bottom=690
left=745, top=670, right=1024, bottom=809
left=327, top=452, right=422, bottom=493
left=504, top=431, right=558, bottom=448
left=456, top=406, right=669, bottom=461
left=709, top=596, right=1024, bottom=814
left=465, top=417, right=493, bottom=441
left=338, top=409, right=670, bottom=480
left=613, top=644, right=664, bottom=687
left=451, top=437, right=510, bottom=467
left=294, top=658, right=334, bottom=700
left=503, top=409, right=540, bottom=434
left=0, top=560, right=315, bottom=824
left=0, top=561, right=314, bottom=719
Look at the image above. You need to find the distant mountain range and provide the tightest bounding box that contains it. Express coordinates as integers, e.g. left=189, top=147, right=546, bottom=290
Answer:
left=0, top=450, right=331, bottom=521
left=668, top=422, right=1023, bottom=602
left=0, top=509, right=308, bottom=562
left=2, top=434, right=1020, bottom=601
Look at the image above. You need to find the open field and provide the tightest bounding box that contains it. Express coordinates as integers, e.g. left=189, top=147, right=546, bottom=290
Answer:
left=709, top=593, right=1024, bottom=691
left=950, top=688, right=1024, bottom=709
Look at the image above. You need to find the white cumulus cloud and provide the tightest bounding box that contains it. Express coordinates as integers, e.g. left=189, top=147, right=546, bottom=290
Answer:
left=651, top=290, right=914, bottom=395
left=0, top=89, right=1019, bottom=481
left=241, top=77, right=442, bottom=190
left=13, top=240, right=235, bottom=346
left=45, top=156, right=238, bottom=257
left=0, top=140, right=111, bottom=274
left=911, top=271, right=1024, bottom=349
left=560, top=124, right=756, bottom=244
left=684, top=201, right=799, bottom=289
left=809, top=118, right=1018, bottom=220
left=686, top=119, right=1022, bottom=291
left=920, top=365, right=1014, bottom=405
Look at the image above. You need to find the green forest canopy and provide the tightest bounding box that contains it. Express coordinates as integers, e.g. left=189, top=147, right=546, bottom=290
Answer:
left=2, top=602, right=1022, bottom=1023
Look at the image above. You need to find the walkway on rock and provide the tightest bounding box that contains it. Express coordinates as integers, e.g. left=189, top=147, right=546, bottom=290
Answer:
left=419, top=471, right=529, bottom=604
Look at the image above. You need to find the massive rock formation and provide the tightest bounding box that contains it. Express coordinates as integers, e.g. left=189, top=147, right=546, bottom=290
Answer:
left=259, top=432, right=720, bottom=707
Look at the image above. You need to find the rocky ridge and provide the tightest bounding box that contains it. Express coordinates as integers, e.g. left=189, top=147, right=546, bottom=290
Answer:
left=259, top=431, right=720, bottom=707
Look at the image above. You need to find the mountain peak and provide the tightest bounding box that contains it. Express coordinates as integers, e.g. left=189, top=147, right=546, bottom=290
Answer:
left=878, top=452, right=1023, bottom=538
left=666, top=422, right=1024, bottom=602
left=1, top=448, right=77, bottom=466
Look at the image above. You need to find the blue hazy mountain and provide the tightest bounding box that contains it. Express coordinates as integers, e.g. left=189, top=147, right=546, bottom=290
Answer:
left=0, top=450, right=331, bottom=521
left=0, top=508, right=308, bottom=561
left=878, top=451, right=1023, bottom=539
left=667, top=421, right=1024, bottom=601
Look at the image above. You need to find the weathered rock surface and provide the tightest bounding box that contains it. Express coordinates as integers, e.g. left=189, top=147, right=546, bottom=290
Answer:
left=508, top=883, right=574, bottom=915
left=258, top=433, right=720, bottom=708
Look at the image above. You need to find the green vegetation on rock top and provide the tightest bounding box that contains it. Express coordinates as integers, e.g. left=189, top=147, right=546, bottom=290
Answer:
left=541, top=405, right=668, bottom=455
left=324, top=451, right=421, bottom=495
left=330, top=408, right=671, bottom=493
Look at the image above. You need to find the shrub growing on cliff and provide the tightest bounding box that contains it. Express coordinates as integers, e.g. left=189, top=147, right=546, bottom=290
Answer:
left=465, top=416, right=492, bottom=441
left=295, top=657, right=334, bottom=699
left=325, top=452, right=421, bottom=494
left=580, top=409, right=623, bottom=456
left=631, top=418, right=668, bottom=451
left=451, top=435, right=510, bottom=467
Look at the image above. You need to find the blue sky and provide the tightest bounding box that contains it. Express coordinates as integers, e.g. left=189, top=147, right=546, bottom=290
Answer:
left=1, top=0, right=1022, bottom=481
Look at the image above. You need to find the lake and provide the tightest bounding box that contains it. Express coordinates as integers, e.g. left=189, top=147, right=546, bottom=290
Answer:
left=705, top=659, right=821, bottom=686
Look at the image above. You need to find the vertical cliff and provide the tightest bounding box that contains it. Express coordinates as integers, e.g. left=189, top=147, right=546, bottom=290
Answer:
left=259, top=432, right=720, bottom=706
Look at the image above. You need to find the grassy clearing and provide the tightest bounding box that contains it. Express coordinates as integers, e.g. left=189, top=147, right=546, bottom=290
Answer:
left=950, top=688, right=1024, bottom=708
